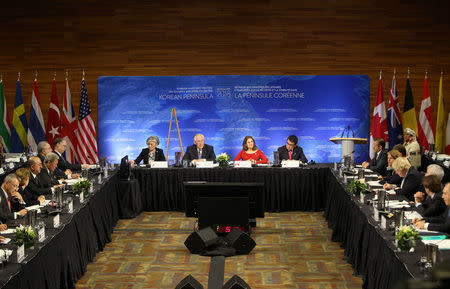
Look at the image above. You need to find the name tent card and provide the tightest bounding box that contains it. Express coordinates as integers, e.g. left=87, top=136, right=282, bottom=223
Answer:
left=38, top=227, right=45, bottom=242
left=150, top=161, right=168, bottom=168
left=79, top=192, right=84, bottom=203
left=16, top=244, right=25, bottom=263
left=380, top=215, right=387, bottom=230
left=195, top=161, right=214, bottom=168
left=281, top=160, right=300, bottom=168
left=0, top=168, right=4, bottom=174
left=234, top=161, right=252, bottom=168
left=360, top=192, right=365, bottom=203
left=68, top=199, right=73, bottom=214
left=53, top=214, right=60, bottom=228
left=373, top=207, right=379, bottom=222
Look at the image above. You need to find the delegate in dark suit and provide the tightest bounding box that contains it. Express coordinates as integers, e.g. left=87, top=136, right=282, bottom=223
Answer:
left=277, top=145, right=307, bottom=163
left=54, top=151, right=82, bottom=172
left=38, top=168, right=60, bottom=189
left=428, top=208, right=450, bottom=234
left=26, top=173, right=52, bottom=196
left=134, top=147, right=165, bottom=164
left=369, top=149, right=388, bottom=176
left=182, top=144, right=216, bottom=163
left=383, top=169, right=402, bottom=185
left=395, top=167, right=424, bottom=201
left=0, top=189, right=13, bottom=223
left=417, top=193, right=447, bottom=218
left=39, top=153, right=66, bottom=179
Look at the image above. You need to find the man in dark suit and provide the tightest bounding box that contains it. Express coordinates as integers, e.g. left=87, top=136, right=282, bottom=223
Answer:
left=277, top=135, right=307, bottom=163
left=39, top=153, right=63, bottom=189
left=182, top=134, right=216, bottom=165
left=414, top=175, right=447, bottom=218
left=362, top=137, right=388, bottom=176
left=387, top=157, right=424, bottom=201
left=415, top=183, right=450, bottom=234
left=53, top=138, right=89, bottom=172
left=26, top=156, right=52, bottom=196
left=0, top=174, right=27, bottom=223
left=38, top=141, right=70, bottom=179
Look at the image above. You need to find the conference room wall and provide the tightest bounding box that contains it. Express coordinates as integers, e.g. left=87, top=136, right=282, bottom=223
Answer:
left=0, top=0, right=449, bottom=149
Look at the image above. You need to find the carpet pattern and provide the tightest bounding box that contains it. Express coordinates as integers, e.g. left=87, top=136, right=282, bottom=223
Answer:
left=76, top=211, right=362, bottom=289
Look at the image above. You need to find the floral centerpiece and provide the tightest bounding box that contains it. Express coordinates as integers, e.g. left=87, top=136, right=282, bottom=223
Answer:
left=14, top=225, right=37, bottom=249
left=346, top=179, right=367, bottom=195
left=396, top=225, right=421, bottom=252
left=217, top=153, right=231, bottom=167
left=72, top=180, right=92, bottom=197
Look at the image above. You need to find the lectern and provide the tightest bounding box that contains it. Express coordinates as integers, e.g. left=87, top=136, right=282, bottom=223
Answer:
left=329, top=137, right=367, bottom=161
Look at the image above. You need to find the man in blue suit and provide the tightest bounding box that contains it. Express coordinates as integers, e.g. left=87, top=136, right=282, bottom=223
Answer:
left=415, top=183, right=450, bottom=234
left=182, top=133, right=216, bottom=166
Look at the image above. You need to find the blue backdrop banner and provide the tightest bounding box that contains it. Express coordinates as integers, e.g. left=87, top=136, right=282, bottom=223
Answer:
left=98, top=75, right=369, bottom=163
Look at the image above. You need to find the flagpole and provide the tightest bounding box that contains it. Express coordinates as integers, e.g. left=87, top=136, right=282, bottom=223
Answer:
left=407, top=67, right=410, bottom=79
left=53, top=71, right=56, bottom=81
left=82, top=70, right=85, bottom=81
left=34, top=70, right=38, bottom=82
left=379, top=69, right=382, bottom=79
left=18, top=72, right=20, bottom=81
left=0, top=73, right=2, bottom=83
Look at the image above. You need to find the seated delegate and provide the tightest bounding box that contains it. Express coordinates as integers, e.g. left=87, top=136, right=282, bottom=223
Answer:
left=234, top=136, right=268, bottom=164
left=277, top=135, right=307, bottom=163
left=182, top=133, right=216, bottom=165
left=384, top=157, right=423, bottom=201
left=378, top=149, right=402, bottom=185
left=414, top=183, right=450, bottom=234
left=413, top=174, right=446, bottom=218
left=133, top=135, right=165, bottom=164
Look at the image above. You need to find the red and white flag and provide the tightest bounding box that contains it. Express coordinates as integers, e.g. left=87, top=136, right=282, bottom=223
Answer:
left=60, top=76, right=78, bottom=163
left=75, top=75, right=98, bottom=164
left=45, top=79, right=61, bottom=147
left=418, top=73, right=435, bottom=150
left=369, top=72, right=388, bottom=159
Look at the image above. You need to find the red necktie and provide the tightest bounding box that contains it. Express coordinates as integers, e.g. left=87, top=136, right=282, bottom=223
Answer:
left=289, top=151, right=292, bottom=160
left=7, top=197, right=11, bottom=212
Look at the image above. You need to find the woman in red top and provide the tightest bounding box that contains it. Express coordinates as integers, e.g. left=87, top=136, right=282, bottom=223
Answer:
left=234, top=136, right=268, bottom=164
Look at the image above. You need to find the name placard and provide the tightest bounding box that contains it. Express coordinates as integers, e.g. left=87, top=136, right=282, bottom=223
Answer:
left=195, top=161, right=214, bottom=168
left=79, top=192, right=84, bottom=203
left=150, top=161, right=168, bottom=168
left=68, top=199, right=73, bottom=214
left=359, top=192, right=365, bottom=203
left=233, top=161, right=252, bottom=168
left=373, top=207, right=379, bottom=222
left=53, top=214, right=60, bottom=228
left=38, top=227, right=45, bottom=242
left=380, top=215, right=386, bottom=230
left=281, top=160, right=300, bottom=168
left=16, top=244, right=25, bottom=263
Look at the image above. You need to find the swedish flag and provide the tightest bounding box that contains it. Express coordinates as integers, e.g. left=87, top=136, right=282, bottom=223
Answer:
left=11, top=80, right=28, bottom=152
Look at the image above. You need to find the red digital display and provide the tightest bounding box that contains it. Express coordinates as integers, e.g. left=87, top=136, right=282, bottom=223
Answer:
left=216, top=225, right=247, bottom=233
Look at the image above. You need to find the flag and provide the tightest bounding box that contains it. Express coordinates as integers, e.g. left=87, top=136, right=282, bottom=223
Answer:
left=60, top=76, right=78, bottom=163
left=27, top=78, right=46, bottom=153
left=402, top=77, right=418, bottom=136
left=0, top=79, right=11, bottom=152
left=11, top=80, right=28, bottom=153
left=46, top=79, right=61, bottom=147
left=435, top=74, right=446, bottom=153
left=75, top=77, right=98, bottom=164
left=418, top=73, right=435, bottom=150
left=387, top=71, right=403, bottom=149
left=369, top=72, right=388, bottom=159
left=446, top=113, right=450, bottom=154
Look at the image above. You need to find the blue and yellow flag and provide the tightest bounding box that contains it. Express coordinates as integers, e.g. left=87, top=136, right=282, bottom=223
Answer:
left=11, top=80, right=28, bottom=152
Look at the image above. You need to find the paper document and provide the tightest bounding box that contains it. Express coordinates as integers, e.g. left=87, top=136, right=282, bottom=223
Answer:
left=404, top=211, right=422, bottom=220
left=421, top=239, right=450, bottom=250
left=0, top=229, right=15, bottom=234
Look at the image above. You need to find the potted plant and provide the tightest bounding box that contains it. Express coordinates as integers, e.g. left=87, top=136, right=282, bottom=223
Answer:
left=346, top=179, right=367, bottom=195
left=14, top=225, right=37, bottom=249
left=217, top=153, right=231, bottom=168
left=396, top=225, right=421, bottom=252
left=72, top=180, right=92, bottom=197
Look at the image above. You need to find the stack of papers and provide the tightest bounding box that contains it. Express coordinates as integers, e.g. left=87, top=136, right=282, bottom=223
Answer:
left=366, top=180, right=382, bottom=187
left=0, top=237, right=11, bottom=244
left=0, top=229, right=15, bottom=234
left=404, top=211, right=422, bottom=220
left=421, top=239, right=450, bottom=249
left=388, top=200, right=410, bottom=209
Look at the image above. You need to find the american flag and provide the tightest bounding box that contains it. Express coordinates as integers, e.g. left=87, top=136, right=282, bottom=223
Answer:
left=60, top=77, right=78, bottom=163
left=387, top=71, right=403, bottom=149
left=76, top=77, right=98, bottom=164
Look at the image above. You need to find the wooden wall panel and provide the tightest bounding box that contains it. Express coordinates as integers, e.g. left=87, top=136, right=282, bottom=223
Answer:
left=0, top=0, right=449, bottom=146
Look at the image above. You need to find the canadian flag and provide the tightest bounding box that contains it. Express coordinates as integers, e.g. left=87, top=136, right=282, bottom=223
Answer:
left=418, top=73, right=435, bottom=150
left=369, top=72, right=388, bottom=159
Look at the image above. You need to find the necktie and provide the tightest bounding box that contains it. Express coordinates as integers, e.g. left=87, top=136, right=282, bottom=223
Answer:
left=198, top=149, right=202, bottom=159
left=7, top=197, right=11, bottom=212
left=289, top=150, right=292, bottom=160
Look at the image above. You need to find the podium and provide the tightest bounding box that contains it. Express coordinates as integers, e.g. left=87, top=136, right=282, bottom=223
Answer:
left=329, top=137, right=367, bottom=161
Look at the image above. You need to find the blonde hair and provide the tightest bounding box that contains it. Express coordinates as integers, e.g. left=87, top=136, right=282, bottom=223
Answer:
left=392, top=157, right=411, bottom=172
left=15, top=168, right=30, bottom=186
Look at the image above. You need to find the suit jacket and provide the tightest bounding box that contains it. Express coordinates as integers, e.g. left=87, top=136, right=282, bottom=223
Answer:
left=19, top=187, right=39, bottom=206
left=277, top=145, right=307, bottom=163
left=134, top=147, right=165, bottom=164
left=39, top=153, right=66, bottom=179
left=26, top=171, right=52, bottom=196
left=417, top=193, right=447, bottom=218
left=428, top=207, right=450, bottom=234
left=369, top=149, right=388, bottom=176
left=0, top=188, right=13, bottom=223
left=182, top=144, right=216, bottom=163
left=395, top=167, right=424, bottom=201
left=38, top=167, right=60, bottom=189
left=384, top=169, right=402, bottom=185
left=54, top=151, right=82, bottom=172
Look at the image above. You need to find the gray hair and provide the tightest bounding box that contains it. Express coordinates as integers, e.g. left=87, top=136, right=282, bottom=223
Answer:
left=146, top=136, right=160, bottom=146
left=4, top=173, right=19, bottom=184
left=427, top=164, right=445, bottom=182
left=37, top=141, right=50, bottom=154
left=28, top=156, right=41, bottom=167
left=44, top=152, right=59, bottom=163
left=194, top=133, right=204, bottom=141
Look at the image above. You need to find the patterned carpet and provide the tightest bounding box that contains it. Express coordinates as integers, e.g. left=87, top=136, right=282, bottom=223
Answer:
left=76, top=211, right=362, bottom=289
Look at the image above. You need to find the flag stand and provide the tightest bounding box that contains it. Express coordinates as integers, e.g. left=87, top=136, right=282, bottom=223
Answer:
left=166, top=108, right=184, bottom=160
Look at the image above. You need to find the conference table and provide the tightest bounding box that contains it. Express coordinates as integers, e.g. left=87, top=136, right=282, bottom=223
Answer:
left=0, top=165, right=448, bottom=289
